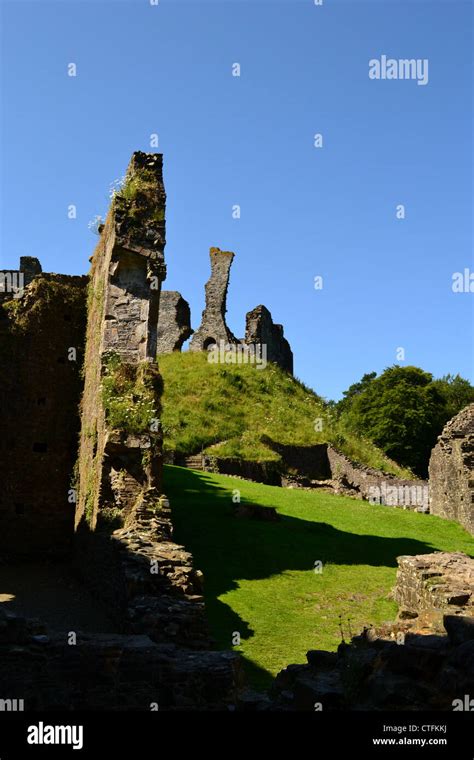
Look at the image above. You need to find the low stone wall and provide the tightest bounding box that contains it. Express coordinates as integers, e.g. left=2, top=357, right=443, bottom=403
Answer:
left=175, top=442, right=429, bottom=511
left=205, top=456, right=281, bottom=486
left=261, top=438, right=330, bottom=480
left=393, top=552, right=474, bottom=618
left=327, top=446, right=429, bottom=511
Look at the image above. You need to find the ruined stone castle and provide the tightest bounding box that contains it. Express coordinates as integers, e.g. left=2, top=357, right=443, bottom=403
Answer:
left=0, top=152, right=472, bottom=711
left=0, top=152, right=240, bottom=708
left=157, top=245, right=294, bottom=374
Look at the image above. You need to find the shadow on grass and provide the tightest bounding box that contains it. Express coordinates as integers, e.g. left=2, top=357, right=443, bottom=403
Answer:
left=164, top=465, right=449, bottom=689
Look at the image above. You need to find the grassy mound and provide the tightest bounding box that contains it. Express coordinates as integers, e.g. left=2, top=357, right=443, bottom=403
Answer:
left=165, top=465, right=474, bottom=689
left=159, top=352, right=413, bottom=478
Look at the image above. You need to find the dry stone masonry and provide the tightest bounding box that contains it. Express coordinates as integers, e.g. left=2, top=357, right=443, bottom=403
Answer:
left=429, top=403, right=474, bottom=534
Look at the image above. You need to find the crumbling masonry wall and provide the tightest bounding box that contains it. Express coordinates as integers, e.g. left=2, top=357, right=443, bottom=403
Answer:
left=0, top=272, right=87, bottom=555
left=157, top=290, right=193, bottom=352
left=245, top=304, right=293, bottom=374
left=181, top=247, right=294, bottom=374
left=189, top=247, right=238, bottom=351
left=75, top=152, right=167, bottom=533
left=71, top=152, right=240, bottom=706
left=429, top=403, right=474, bottom=534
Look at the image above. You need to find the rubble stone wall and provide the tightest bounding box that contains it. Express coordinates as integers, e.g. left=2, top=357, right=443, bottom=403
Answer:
left=327, top=446, right=429, bottom=511
left=429, top=403, right=474, bottom=534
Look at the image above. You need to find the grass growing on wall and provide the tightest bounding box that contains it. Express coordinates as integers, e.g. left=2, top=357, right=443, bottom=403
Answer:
left=165, top=465, right=474, bottom=690
left=101, top=352, right=161, bottom=434
left=159, top=352, right=414, bottom=478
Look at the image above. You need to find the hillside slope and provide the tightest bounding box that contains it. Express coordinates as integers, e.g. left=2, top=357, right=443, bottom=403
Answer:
left=159, top=353, right=413, bottom=478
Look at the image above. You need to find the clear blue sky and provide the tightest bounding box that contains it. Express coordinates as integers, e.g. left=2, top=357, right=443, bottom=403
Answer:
left=0, top=0, right=472, bottom=399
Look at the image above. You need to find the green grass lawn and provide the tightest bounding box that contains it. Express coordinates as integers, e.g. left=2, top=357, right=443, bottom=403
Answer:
left=165, top=465, right=474, bottom=690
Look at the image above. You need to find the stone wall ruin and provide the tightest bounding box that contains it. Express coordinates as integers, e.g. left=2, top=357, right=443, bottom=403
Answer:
left=0, top=269, right=87, bottom=555
left=156, top=290, right=193, bottom=352
left=429, top=403, right=474, bottom=534
left=245, top=304, right=293, bottom=374
left=164, top=246, right=295, bottom=373
left=189, top=247, right=239, bottom=352
left=0, top=152, right=241, bottom=710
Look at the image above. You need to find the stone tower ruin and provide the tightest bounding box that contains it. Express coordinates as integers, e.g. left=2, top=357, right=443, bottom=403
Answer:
left=245, top=304, right=293, bottom=374
left=164, top=245, right=294, bottom=373
left=75, top=151, right=167, bottom=533
left=189, top=247, right=239, bottom=351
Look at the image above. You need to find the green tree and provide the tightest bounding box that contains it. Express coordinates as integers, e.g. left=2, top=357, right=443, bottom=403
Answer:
left=431, top=374, right=474, bottom=421
left=340, top=366, right=448, bottom=477
left=336, top=372, right=377, bottom=416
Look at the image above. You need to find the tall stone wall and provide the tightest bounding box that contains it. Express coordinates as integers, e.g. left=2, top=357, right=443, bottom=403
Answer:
left=75, top=151, right=167, bottom=534
left=0, top=273, right=87, bottom=555
left=189, top=247, right=238, bottom=351
left=71, top=152, right=240, bottom=707
left=157, top=290, right=193, bottom=352
left=429, top=403, right=474, bottom=534
left=245, top=304, right=293, bottom=374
